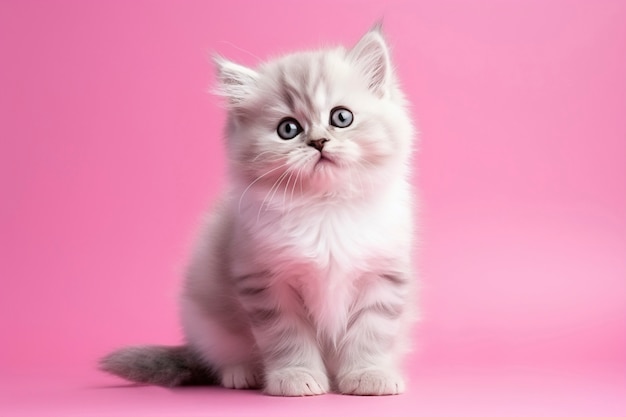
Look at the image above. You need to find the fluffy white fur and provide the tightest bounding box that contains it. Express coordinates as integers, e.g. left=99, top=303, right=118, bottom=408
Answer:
left=102, top=27, right=417, bottom=397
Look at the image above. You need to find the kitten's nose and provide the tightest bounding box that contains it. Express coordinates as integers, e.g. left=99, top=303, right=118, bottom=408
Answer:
left=307, top=138, right=329, bottom=152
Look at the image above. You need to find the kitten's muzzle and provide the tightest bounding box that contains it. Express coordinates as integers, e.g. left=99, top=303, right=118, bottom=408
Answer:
left=307, top=138, right=329, bottom=152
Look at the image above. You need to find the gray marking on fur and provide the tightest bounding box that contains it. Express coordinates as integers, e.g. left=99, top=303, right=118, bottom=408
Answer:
left=347, top=302, right=404, bottom=329
left=99, top=345, right=218, bottom=387
left=279, top=68, right=296, bottom=112
left=381, top=273, right=406, bottom=285
left=295, top=65, right=316, bottom=115
left=234, top=272, right=268, bottom=284
left=238, top=286, right=268, bottom=297
left=249, top=308, right=280, bottom=327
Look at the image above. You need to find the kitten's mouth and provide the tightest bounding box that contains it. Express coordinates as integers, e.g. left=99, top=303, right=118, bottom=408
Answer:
left=314, top=153, right=336, bottom=168
left=314, top=153, right=336, bottom=170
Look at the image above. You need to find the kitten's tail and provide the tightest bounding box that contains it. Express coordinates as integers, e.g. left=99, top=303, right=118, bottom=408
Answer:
left=99, top=345, right=218, bottom=387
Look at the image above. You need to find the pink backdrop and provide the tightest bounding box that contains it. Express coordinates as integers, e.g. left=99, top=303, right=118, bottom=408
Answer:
left=1, top=0, right=624, bottom=415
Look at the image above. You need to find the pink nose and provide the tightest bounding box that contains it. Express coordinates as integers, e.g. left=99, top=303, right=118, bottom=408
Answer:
left=307, top=138, right=329, bottom=151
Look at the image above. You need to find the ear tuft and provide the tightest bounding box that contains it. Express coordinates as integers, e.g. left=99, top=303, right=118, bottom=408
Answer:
left=213, top=55, right=258, bottom=106
left=348, top=28, right=391, bottom=97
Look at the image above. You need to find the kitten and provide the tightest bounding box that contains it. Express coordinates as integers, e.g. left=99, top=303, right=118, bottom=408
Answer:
left=100, top=26, right=417, bottom=396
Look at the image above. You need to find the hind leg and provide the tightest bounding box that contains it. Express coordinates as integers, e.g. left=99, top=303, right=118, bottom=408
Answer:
left=181, top=299, right=262, bottom=389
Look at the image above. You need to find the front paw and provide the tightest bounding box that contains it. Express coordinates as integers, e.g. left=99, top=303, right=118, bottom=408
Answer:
left=264, top=368, right=329, bottom=396
left=337, top=369, right=405, bottom=396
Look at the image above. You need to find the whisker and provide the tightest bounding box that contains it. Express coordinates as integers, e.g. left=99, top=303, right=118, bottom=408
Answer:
left=261, top=171, right=289, bottom=206
left=268, top=170, right=290, bottom=206
left=215, top=40, right=262, bottom=61
left=290, top=163, right=305, bottom=206
left=238, top=162, right=290, bottom=214
left=257, top=168, right=290, bottom=222
left=252, top=150, right=285, bottom=162
left=282, top=170, right=295, bottom=210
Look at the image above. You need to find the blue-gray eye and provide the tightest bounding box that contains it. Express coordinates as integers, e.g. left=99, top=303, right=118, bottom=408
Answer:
left=330, top=107, right=353, bottom=128
left=277, top=118, right=302, bottom=140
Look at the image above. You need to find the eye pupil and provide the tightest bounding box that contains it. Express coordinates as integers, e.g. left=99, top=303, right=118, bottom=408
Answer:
left=277, top=118, right=302, bottom=140
left=330, top=107, right=353, bottom=128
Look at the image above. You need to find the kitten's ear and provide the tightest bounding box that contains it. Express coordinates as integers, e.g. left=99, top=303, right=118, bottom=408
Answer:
left=213, top=55, right=258, bottom=106
left=348, top=27, right=392, bottom=97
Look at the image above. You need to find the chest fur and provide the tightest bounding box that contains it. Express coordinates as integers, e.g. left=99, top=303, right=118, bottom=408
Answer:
left=244, top=199, right=408, bottom=338
left=275, top=201, right=399, bottom=269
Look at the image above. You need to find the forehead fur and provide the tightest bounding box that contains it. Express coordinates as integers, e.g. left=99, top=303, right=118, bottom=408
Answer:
left=236, top=48, right=374, bottom=125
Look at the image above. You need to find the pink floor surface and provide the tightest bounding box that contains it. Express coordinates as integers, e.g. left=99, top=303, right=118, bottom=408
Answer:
left=2, top=362, right=625, bottom=417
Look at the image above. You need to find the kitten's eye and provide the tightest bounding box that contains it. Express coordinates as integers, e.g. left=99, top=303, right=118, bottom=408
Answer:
left=276, top=118, right=303, bottom=140
left=329, top=107, right=353, bottom=128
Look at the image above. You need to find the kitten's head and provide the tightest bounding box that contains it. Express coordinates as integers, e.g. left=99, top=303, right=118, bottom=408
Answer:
left=214, top=28, right=414, bottom=201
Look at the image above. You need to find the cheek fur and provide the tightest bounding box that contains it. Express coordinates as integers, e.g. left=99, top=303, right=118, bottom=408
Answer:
left=348, top=122, right=396, bottom=166
left=228, top=124, right=290, bottom=182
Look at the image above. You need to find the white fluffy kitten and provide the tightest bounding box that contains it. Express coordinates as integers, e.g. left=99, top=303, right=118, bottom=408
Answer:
left=101, top=26, right=417, bottom=396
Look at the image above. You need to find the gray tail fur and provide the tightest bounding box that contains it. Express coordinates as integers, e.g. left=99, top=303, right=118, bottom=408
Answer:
left=99, top=345, right=218, bottom=387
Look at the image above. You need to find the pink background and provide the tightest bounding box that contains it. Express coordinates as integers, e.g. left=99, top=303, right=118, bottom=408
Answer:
left=1, top=0, right=624, bottom=415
